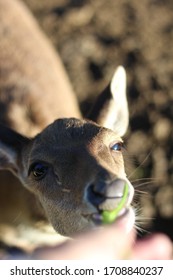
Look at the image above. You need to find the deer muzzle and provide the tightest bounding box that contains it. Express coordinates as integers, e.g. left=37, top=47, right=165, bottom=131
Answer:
left=86, top=178, right=134, bottom=226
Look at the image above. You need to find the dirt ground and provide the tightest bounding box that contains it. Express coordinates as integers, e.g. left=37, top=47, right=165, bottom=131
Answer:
left=22, top=0, right=173, bottom=241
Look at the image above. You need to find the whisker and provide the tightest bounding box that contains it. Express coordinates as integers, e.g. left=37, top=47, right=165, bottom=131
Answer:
left=134, top=225, right=150, bottom=235
left=133, top=192, right=149, bottom=201
left=134, top=181, right=155, bottom=189
left=127, top=149, right=154, bottom=180
left=134, top=189, right=148, bottom=195
left=133, top=182, right=158, bottom=194
left=133, top=204, right=154, bottom=237
left=133, top=193, right=149, bottom=201
left=131, top=177, right=157, bottom=183
left=135, top=216, right=154, bottom=222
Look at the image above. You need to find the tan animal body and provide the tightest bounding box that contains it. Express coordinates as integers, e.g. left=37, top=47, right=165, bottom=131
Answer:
left=0, top=0, right=134, bottom=247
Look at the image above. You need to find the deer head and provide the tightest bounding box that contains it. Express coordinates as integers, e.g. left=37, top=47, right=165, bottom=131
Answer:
left=0, top=67, right=135, bottom=236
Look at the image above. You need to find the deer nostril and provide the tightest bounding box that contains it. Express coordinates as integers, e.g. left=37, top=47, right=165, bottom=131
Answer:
left=86, top=183, right=105, bottom=207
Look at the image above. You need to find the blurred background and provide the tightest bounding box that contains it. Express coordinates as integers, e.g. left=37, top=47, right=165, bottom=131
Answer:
left=23, top=0, right=173, bottom=241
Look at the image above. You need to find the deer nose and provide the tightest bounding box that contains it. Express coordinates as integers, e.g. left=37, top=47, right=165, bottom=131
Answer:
left=86, top=178, right=128, bottom=209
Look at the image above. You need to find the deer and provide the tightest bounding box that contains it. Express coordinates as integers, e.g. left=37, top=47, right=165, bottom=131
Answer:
left=0, top=0, right=135, bottom=249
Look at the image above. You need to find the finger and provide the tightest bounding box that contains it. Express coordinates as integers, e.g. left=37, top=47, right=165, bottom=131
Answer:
left=132, top=234, right=173, bottom=260
left=33, top=224, right=135, bottom=260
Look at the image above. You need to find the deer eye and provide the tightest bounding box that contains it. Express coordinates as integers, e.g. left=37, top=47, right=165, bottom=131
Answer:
left=111, top=142, right=123, bottom=152
left=29, top=162, right=48, bottom=180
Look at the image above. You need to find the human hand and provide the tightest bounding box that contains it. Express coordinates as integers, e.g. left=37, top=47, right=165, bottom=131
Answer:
left=33, top=218, right=172, bottom=260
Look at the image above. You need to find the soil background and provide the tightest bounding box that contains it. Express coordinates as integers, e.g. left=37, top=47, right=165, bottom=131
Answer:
left=22, top=0, right=173, bottom=241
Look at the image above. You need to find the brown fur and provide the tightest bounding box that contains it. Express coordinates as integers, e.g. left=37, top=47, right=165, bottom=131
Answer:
left=0, top=0, right=81, bottom=245
left=0, top=0, right=134, bottom=248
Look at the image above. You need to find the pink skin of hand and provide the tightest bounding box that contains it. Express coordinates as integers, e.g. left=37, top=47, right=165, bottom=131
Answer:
left=33, top=216, right=173, bottom=260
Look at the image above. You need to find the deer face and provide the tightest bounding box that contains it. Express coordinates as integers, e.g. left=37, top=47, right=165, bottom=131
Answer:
left=19, top=118, right=133, bottom=235
left=0, top=67, right=135, bottom=236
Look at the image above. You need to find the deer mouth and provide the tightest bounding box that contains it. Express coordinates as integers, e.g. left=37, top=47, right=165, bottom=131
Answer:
left=92, top=206, right=134, bottom=225
left=91, top=205, right=135, bottom=233
left=86, top=179, right=135, bottom=230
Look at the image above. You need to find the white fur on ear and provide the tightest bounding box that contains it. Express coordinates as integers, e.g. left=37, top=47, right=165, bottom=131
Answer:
left=102, top=66, right=129, bottom=136
left=111, top=66, right=126, bottom=100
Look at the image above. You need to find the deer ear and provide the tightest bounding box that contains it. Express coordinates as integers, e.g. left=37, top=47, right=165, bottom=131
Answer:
left=0, top=125, right=30, bottom=176
left=88, top=66, right=129, bottom=137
